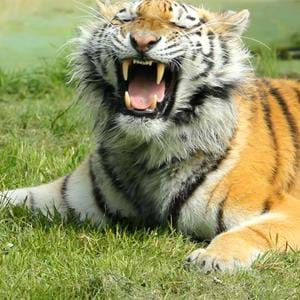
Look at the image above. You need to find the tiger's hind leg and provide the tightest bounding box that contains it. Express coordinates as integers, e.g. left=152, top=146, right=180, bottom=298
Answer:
left=186, top=193, right=300, bottom=273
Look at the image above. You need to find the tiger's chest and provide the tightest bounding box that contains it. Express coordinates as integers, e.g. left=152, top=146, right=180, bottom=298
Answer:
left=98, top=150, right=227, bottom=239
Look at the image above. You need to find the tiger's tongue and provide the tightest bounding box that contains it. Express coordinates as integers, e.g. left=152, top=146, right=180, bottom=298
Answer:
left=128, top=75, right=165, bottom=110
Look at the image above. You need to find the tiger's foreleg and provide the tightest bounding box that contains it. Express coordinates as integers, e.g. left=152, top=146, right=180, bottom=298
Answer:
left=0, top=158, right=107, bottom=225
left=186, top=193, right=300, bottom=273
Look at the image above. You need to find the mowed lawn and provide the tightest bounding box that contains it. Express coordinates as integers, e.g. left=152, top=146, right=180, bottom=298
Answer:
left=0, top=0, right=300, bottom=299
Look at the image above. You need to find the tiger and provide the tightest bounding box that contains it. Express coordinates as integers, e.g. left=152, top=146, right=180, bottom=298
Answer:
left=1, top=0, right=300, bottom=273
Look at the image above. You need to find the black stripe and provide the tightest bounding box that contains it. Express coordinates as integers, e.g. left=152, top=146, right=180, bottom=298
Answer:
left=167, top=174, right=206, bottom=225
left=80, top=26, right=112, bottom=84
left=93, top=27, right=109, bottom=65
left=268, top=83, right=298, bottom=140
left=98, top=148, right=128, bottom=198
left=112, top=36, right=125, bottom=49
left=89, top=159, right=106, bottom=214
left=191, top=40, right=201, bottom=60
left=163, top=2, right=167, bottom=12
left=262, top=198, right=272, bottom=214
left=260, top=89, right=279, bottom=182
left=191, top=35, right=215, bottom=81
left=294, top=88, right=300, bottom=104
left=171, top=22, right=187, bottom=29
left=98, top=145, right=169, bottom=227
left=61, top=174, right=72, bottom=210
left=93, top=44, right=108, bottom=77
left=220, top=39, right=229, bottom=66
left=89, top=159, right=124, bottom=223
left=173, top=108, right=195, bottom=125
left=265, top=81, right=299, bottom=189
left=164, top=42, right=180, bottom=51
left=98, top=145, right=170, bottom=219
left=97, top=145, right=148, bottom=220
left=99, top=54, right=109, bottom=76
left=192, top=21, right=203, bottom=28
left=101, top=24, right=112, bottom=40
left=180, top=3, right=188, bottom=13
left=80, top=46, right=115, bottom=96
left=173, top=84, right=234, bottom=125
left=191, top=84, right=234, bottom=102
left=111, top=42, right=124, bottom=53
left=192, top=21, right=202, bottom=28
left=186, top=15, right=196, bottom=21
left=97, top=24, right=109, bottom=40
left=167, top=151, right=229, bottom=225
left=216, top=194, right=228, bottom=234
left=180, top=133, right=188, bottom=142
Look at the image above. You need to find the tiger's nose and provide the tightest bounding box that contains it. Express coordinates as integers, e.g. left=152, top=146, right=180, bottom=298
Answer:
left=130, top=32, right=161, bottom=53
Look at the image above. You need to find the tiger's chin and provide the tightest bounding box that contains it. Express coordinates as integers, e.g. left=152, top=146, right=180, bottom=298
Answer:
left=114, top=58, right=179, bottom=119
left=115, top=113, right=170, bottom=141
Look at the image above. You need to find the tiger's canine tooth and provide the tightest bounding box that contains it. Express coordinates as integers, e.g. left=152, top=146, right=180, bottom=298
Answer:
left=150, top=94, right=158, bottom=110
left=122, top=59, right=131, bottom=81
left=125, top=91, right=131, bottom=109
left=157, top=63, right=165, bottom=85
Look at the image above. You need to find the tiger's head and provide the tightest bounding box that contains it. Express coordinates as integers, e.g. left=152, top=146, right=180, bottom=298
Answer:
left=74, top=0, right=251, bottom=154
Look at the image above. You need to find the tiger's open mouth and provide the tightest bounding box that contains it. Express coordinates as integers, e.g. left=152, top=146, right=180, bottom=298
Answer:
left=116, top=59, right=178, bottom=118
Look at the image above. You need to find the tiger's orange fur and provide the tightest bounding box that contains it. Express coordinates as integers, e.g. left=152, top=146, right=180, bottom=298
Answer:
left=200, top=79, right=300, bottom=262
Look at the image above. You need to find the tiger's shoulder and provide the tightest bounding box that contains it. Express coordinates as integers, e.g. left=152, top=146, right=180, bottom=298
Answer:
left=225, top=76, right=300, bottom=197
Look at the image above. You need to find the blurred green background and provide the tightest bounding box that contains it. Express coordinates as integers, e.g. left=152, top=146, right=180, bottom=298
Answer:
left=0, top=0, right=300, bottom=74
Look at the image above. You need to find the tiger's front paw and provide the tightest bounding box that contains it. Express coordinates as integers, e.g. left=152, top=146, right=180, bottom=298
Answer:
left=185, top=248, right=245, bottom=273
left=185, top=243, right=260, bottom=273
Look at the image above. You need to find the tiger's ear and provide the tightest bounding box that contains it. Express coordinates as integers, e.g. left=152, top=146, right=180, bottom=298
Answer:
left=213, top=9, right=250, bottom=36
left=96, top=0, right=126, bottom=20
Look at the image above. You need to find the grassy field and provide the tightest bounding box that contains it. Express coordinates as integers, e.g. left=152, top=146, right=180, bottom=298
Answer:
left=0, top=0, right=300, bottom=299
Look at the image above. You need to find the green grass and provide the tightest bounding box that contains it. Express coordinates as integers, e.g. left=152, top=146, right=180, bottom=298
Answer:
left=0, top=209, right=300, bottom=300
left=0, top=52, right=299, bottom=298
